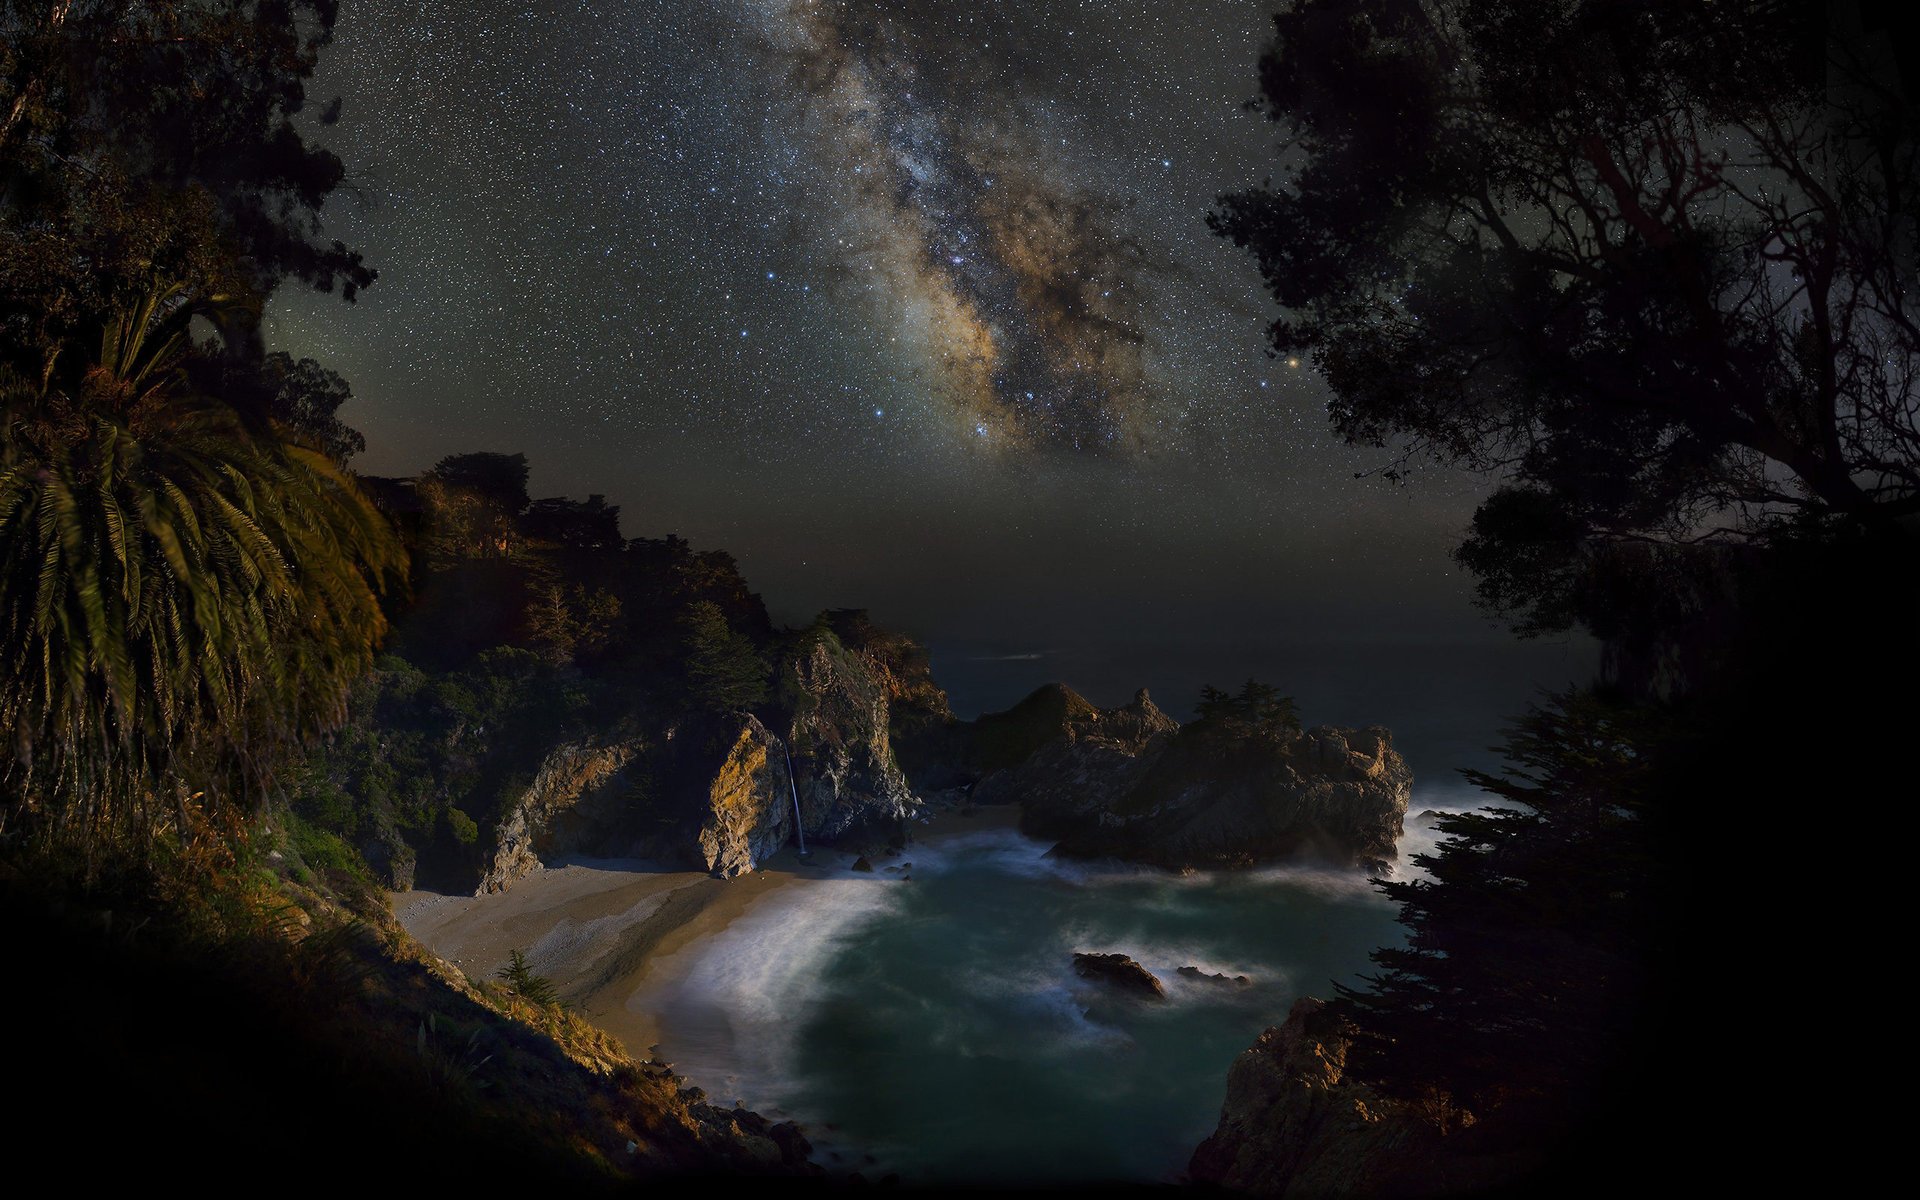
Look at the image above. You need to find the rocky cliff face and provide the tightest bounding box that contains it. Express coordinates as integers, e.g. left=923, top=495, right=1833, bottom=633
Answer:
left=1190, top=998, right=1545, bottom=1197
left=780, top=627, right=923, bottom=847
left=973, top=686, right=1410, bottom=872
left=690, top=718, right=795, bottom=877
left=482, top=736, right=648, bottom=892
left=971, top=686, right=1178, bottom=805
left=1189, top=997, right=1438, bottom=1196
left=475, top=622, right=946, bottom=893
left=473, top=644, right=1407, bottom=889
left=479, top=714, right=795, bottom=892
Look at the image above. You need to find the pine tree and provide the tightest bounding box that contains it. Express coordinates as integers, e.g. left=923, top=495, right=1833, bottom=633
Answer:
left=1334, top=691, right=1662, bottom=1115
left=681, top=601, right=770, bottom=711
left=496, top=949, right=559, bottom=1006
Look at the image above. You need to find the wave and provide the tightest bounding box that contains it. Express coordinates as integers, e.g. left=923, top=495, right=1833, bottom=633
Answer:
left=632, top=875, right=901, bottom=1112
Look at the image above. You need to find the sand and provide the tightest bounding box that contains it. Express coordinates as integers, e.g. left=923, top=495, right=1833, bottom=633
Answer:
left=391, top=803, right=1025, bottom=1059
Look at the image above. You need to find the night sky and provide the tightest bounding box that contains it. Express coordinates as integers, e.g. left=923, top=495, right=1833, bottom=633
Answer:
left=268, top=1, right=1592, bottom=730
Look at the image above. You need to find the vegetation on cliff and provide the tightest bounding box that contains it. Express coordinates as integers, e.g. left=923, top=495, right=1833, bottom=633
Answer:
left=0, top=2, right=403, bottom=858
left=0, top=9, right=818, bottom=1181
left=1203, top=2, right=1920, bottom=1189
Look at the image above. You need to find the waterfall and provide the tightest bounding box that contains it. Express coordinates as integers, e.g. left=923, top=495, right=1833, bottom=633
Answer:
left=783, top=743, right=808, bottom=856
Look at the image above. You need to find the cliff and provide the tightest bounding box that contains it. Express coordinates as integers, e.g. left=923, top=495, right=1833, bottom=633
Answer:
left=1, top=850, right=818, bottom=1187
left=779, top=623, right=924, bottom=846
left=1190, top=998, right=1438, bottom=1195
left=479, top=714, right=798, bottom=892
left=971, top=686, right=1411, bottom=872
left=1190, top=998, right=1548, bottom=1197
left=470, top=619, right=943, bottom=894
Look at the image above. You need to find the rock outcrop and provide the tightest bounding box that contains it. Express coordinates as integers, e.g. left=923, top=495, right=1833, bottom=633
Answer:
left=1190, top=997, right=1549, bottom=1197
left=972, top=685, right=1411, bottom=872
left=970, top=686, right=1179, bottom=809
left=479, top=715, right=794, bottom=892
left=482, top=736, right=649, bottom=893
left=687, top=717, right=795, bottom=878
left=1179, top=966, right=1253, bottom=987
left=1189, top=997, right=1437, bottom=1195
left=780, top=624, right=924, bottom=848
left=1072, top=952, right=1167, bottom=999
left=475, top=619, right=955, bottom=893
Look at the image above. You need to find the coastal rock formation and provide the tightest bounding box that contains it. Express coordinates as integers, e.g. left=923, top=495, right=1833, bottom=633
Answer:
left=779, top=622, right=925, bottom=847
left=687, top=717, right=795, bottom=878
left=481, top=736, right=648, bottom=893
left=1072, top=952, right=1167, bottom=999
left=1179, top=966, right=1253, bottom=987
left=1190, top=997, right=1543, bottom=1196
left=479, top=715, right=794, bottom=892
left=1189, top=997, right=1436, bottom=1196
left=969, top=686, right=1179, bottom=807
left=972, top=685, right=1411, bottom=872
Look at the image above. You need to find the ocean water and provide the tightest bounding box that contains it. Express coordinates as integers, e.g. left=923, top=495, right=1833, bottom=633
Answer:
left=635, top=804, right=1472, bottom=1185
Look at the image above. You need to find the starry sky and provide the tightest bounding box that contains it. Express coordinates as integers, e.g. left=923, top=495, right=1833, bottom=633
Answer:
left=268, top=0, right=1592, bottom=734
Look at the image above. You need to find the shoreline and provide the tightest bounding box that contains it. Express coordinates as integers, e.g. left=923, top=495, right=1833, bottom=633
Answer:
left=390, top=803, right=1027, bottom=1059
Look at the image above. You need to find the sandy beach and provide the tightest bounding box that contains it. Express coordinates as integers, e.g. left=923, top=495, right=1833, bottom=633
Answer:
left=391, top=804, right=1025, bottom=1060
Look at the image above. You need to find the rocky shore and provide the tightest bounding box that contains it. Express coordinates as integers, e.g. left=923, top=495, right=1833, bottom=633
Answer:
left=437, top=628, right=1409, bottom=900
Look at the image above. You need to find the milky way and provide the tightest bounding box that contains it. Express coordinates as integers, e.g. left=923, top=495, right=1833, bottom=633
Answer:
left=768, top=1, right=1159, bottom=452
left=265, top=1, right=1525, bottom=701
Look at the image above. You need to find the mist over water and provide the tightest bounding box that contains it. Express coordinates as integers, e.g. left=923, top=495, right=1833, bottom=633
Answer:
left=638, top=810, right=1479, bottom=1184
left=634, top=644, right=1568, bottom=1184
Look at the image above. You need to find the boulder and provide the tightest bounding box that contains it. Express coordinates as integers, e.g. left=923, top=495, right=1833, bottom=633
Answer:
left=1179, top=966, right=1253, bottom=987
left=1072, top=952, right=1167, bottom=1000
left=780, top=626, right=923, bottom=847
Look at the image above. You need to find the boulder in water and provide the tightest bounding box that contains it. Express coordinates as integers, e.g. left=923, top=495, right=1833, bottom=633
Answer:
left=1073, top=952, right=1166, bottom=999
left=850, top=856, right=875, bottom=872
left=1179, top=965, right=1253, bottom=987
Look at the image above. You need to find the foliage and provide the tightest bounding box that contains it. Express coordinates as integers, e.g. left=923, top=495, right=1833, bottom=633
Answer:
left=0, top=0, right=372, bottom=373
left=524, top=581, right=621, bottom=666
left=1213, top=1, right=1919, bottom=636
left=291, top=647, right=593, bottom=887
left=520, top=494, right=623, bottom=552
left=497, top=948, right=560, bottom=1007
left=0, top=288, right=402, bottom=849
left=417, top=468, right=521, bottom=565
left=1334, top=691, right=1662, bottom=1114
left=430, top=452, right=531, bottom=512
left=292, top=476, right=781, bottom=890
left=1192, top=679, right=1302, bottom=736
left=681, top=600, right=771, bottom=712
left=262, top=352, right=366, bottom=467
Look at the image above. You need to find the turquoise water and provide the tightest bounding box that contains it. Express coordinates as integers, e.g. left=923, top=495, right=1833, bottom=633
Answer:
left=638, top=813, right=1458, bottom=1185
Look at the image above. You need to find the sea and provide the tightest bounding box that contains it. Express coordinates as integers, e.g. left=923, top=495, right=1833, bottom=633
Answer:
left=633, top=634, right=1592, bottom=1184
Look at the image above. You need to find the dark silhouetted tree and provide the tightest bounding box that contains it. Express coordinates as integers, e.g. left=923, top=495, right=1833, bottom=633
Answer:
left=264, top=352, right=366, bottom=467
left=0, top=4, right=395, bottom=855
left=521, top=494, right=623, bottom=552
left=1334, top=691, right=1660, bottom=1116
left=0, top=1, right=373, bottom=374
left=1193, top=678, right=1302, bottom=735
left=681, top=600, right=770, bottom=712
left=1212, top=1, right=1918, bottom=636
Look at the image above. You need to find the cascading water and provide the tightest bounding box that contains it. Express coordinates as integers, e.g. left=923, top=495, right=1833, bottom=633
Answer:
left=784, top=743, right=808, bottom=856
